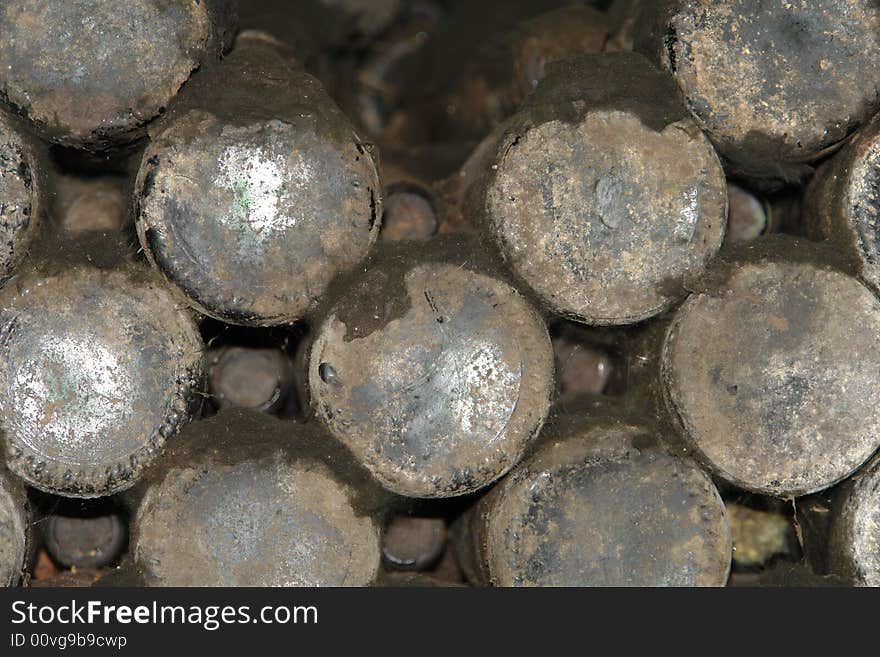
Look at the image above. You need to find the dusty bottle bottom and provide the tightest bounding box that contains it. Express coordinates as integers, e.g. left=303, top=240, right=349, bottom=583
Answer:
left=473, top=53, right=727, bottom=325
left=830, top=455, right=880, bottom=586
left=134, top=35, right=382, bottom=327
left=308, top=248, right=554, bottom=499
left=0, top=113, right=45, bottom=283
left=0, top=0, right=234, bottom=150
left=465, top=420, right=731, bottom=587
left=0, top=265, right=205, bottom=498
left=0, top=471, right=28, bottom=587
left=662, top=251, right=880, bottom=498
left=130, top=410, right=388, bottom=587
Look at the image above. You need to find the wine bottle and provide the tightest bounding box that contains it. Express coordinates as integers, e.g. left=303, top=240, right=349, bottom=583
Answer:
left=130, top=409, right=389, bottom=586
left=308, top=239, right=555, bottom=498
left=377, top=157, right=438, bottom=241
left=466, top=52, right=727, bottom=325
left=42, top=501, right=126, bottom=570
left=134, top=32, right=382, bottom=326
left=456, top=413, right=732, bottom=586
left=52, top=174, right=127, bottom=235
left=634, top=0, right=880, bottom=185
left=829, top=454, right=880, bottom=586
left=0, top=0, right=236, bottom=150
left=660, top=237, right=880, bottom=498
left=0, top=468, right=28, bottom=587
left=382, top=515, right=446, bottom=571
left=0, top=112, right=45, bottom=283
left=0, top=265, right=205, bottom=497
left=805, top=114, right=880, bottom=296
left=207, top=346, right=295, bottom=415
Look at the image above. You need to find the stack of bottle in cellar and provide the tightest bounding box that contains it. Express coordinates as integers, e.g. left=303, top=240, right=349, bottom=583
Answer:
left=1, top=0, right=879, bottom=587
